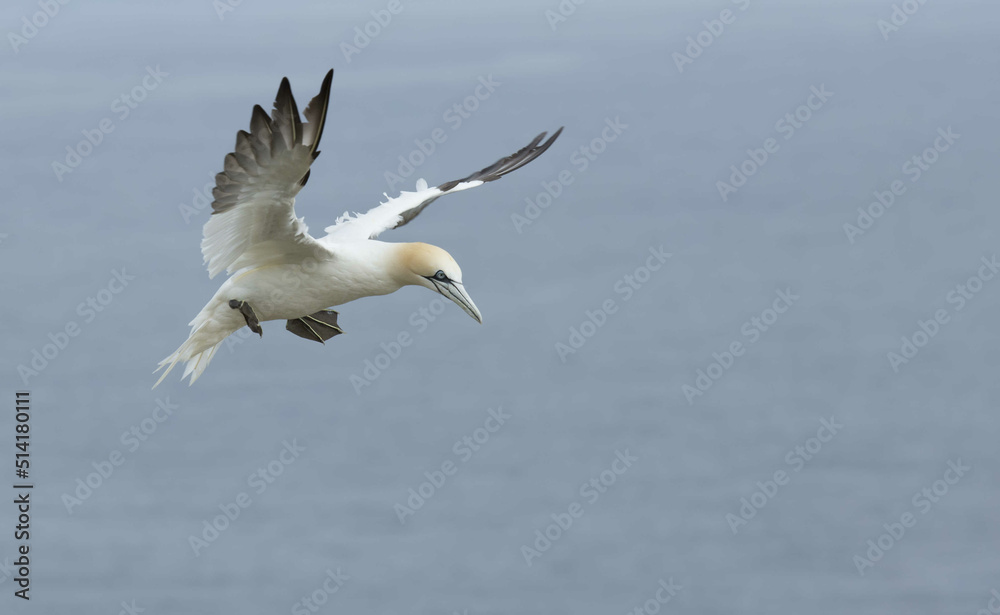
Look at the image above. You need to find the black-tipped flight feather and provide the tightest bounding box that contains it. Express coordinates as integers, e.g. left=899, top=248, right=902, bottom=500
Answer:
left=323, top=127, right=564, bottom=241
left=201, top=69, right=335, bottom=279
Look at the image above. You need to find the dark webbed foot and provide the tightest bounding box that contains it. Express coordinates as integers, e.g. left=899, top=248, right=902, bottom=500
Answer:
left=286, top=310, right=343, bottom=344
left=229, top=299, right=263, bottom=337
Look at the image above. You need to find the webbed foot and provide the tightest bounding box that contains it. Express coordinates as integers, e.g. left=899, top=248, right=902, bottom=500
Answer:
left=229, top=299, right=263, bottom=337
left=286, top=310, right=343, bottom=344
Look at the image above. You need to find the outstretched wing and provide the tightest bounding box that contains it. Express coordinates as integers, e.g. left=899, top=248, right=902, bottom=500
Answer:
left=322, top=128, right=563, bottom=243
left=201, top=69, right=336, bottom=278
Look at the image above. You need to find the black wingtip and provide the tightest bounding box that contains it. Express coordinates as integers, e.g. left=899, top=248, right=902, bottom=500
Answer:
left=316, top=69, right=334, bottom=114
left=315, top=70, right=334, bottom=101
left=536, top=127, right=563, bottom=150
left=275, top=77, right=298, bottom=113
left=302, top=69, right=335, bottom=153
left=436, top=127, right=563, bottom=192
left=251, top=104, right=270, bottom=121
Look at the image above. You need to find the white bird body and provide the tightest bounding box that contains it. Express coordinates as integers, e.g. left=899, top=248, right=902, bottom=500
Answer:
left=220, top=241, right=406, bottom=320
left=154, top=69, right=560, bottom=387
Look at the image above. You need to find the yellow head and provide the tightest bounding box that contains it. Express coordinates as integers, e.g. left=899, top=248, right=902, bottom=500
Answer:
left=396, top=243, right=482, bottom=323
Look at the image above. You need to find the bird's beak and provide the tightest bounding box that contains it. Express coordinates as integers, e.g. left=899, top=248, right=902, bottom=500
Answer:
left=441, top=281, right=482, bottom=324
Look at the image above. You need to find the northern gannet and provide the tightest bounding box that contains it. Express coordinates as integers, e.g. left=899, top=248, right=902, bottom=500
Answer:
left=154, top=69, right=561, bottom=387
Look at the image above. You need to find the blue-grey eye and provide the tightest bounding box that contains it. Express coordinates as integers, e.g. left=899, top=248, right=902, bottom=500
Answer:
left=434, top=271, right=448, bottom=281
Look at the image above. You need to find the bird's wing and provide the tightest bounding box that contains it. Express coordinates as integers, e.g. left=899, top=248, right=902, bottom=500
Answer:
left=201, top=69, right=336, bottom=278
left=321, top=128, right=563, bottom=243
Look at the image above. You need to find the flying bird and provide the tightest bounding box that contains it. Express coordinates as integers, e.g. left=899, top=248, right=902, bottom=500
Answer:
left=154, top=69, right=561, bottom=387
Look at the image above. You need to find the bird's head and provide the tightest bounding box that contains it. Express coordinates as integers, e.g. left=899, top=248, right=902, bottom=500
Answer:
left=397, top=242, right=482, bottom=324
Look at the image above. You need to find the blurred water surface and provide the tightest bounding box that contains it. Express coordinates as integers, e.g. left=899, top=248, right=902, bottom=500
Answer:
left=1, top=1, right=999, bottom=613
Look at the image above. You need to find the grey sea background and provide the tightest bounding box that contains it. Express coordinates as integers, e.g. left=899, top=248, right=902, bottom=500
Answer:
left=2, top=0, right=999, bottom=613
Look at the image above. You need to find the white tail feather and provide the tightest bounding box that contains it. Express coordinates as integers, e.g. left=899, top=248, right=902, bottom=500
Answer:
left=153, top=300, right=235, bottom=388
left=153, top=324, right=225, bottom=388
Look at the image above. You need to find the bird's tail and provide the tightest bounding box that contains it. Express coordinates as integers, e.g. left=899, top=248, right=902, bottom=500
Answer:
left=153, top=334, right=223, bottom=389
left=153, top=299, right=235, bottom=388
